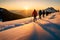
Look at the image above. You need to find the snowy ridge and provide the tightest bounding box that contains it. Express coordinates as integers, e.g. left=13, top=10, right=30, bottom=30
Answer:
left=0, top=17, right=33, bottom=31
left=0, top=12, right=60, bottom=31
left=0, top=12, right=60, bottom=40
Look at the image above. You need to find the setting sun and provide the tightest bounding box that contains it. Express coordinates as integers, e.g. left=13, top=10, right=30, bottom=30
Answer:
left=23, top=6, right=30, bottom=10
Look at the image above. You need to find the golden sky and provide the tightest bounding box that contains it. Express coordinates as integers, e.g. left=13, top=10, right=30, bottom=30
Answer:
left=0, top=0, right=60, bottom=10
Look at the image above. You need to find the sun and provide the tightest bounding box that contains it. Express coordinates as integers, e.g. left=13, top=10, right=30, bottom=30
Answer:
left=23, top=6, right=29, bottom=10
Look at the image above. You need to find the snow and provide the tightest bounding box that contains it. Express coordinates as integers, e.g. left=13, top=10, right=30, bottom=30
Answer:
left=0, top=12, right=60, bottom=40
left=0, top=17, right=33, bottom=31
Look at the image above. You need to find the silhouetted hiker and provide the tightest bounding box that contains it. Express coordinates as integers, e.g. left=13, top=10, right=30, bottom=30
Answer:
left=46, top=11, right=50, bottom=16
left=42, top=10, right=45, bottom=18
left=39, top=10, right=42, bottom=19
left=46, top=11, right=48, bottom=16
left=32, top=9, right=37, bottom=22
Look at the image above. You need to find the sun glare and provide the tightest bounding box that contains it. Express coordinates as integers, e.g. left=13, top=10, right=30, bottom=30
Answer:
left=23, top=6, right=29, bottom=10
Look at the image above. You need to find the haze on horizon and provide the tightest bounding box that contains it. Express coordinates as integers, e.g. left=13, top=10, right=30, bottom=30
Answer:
left=0, top=0, right=60, bottom=10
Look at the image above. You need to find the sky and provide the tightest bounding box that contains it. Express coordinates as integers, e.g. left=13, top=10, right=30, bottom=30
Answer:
left=0, top=0, right=60, bottom=10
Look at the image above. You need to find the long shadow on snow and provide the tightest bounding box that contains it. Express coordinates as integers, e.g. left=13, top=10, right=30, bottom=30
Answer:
left=42, top=19, right=60, bottom=30
left=29, top=23, right=39, bottom=40
left=17, top=23, right=39, bottom=40
left=36, top=20, right=60, bottom=40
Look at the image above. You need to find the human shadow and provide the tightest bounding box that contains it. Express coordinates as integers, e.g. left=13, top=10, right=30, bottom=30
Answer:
left=29, top=31, right=39, bottom=40
left=29, top=24, right=39, bottom=40
left=42, top=19, right=60, bottom=30
left=17, top=23, right=39, bottom=40
left=36, top=20, right=60, bottom=40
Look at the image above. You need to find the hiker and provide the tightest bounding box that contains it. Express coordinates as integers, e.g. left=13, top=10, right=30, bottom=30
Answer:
left=46, top=11, right=49, bottom=16
left=32, top=9, right=37, bottom=22
left=42, top=10, right=45, bottom=18
left=39, top=10, right=42, bottom=19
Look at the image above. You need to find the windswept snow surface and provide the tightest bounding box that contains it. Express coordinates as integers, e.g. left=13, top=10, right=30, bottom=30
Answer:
left=0, top=12, right=60, bottom=40
left=0, top=17, right=33, bottom=31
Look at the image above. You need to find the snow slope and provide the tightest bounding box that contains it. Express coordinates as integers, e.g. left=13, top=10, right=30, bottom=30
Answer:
left=0, top=17, right=33, bottom=31
left=0, top=12, right=60, bottom=40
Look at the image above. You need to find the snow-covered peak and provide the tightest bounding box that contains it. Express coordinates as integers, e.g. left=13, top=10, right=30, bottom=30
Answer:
left=44, top=7, right=57, bottom=13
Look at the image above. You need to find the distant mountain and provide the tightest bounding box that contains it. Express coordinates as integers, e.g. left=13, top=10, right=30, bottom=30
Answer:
left=44, top=7, right=57, bottom=13
left=0, top=8, right=25, bottom=22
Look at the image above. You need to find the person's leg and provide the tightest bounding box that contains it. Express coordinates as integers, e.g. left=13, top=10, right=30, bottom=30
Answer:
left=46, top=13, right=47, bottom=16
left=43, top=14, right=44, bottom=18
left=40, top=14, right=42, bottom=19
left=35, top=16, right=36, bottom=22
left=33, top=16, right=35, bottom=22
left=39, top=15, right=41, bottom=19
left=34, top=16, right=37, bottom=22
left=47, top=13, right=49, bottom=16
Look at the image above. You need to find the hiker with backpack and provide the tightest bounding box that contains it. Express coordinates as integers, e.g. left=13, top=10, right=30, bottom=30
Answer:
left=32, top=9, right=37, bottom=22
left=39, top=10, right=42, bottom=19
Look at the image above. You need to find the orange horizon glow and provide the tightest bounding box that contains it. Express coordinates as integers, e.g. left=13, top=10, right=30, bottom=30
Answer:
left=2, top=5, right=60, bottom=10
left=0, top=0, right=60, bottom=10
